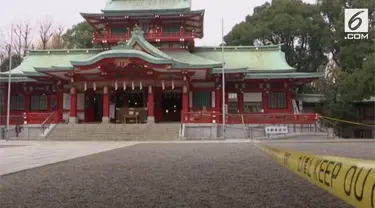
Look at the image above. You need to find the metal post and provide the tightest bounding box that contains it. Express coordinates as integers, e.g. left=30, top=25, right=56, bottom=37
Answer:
left=6, top=24, right=13, bottom=141
left=221, top=17, right=226, bottom=138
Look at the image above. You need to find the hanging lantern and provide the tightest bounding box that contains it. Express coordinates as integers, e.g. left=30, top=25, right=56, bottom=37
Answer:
left=171, top=80, right=174, bottom=89
left=115, top=80, right=118, bottom=90
left=123, top=81, right=126, bottom=90
left=162, top=80, right=165, bottom=90
left=84, top=81, right=87, bottom=91
left=139, top=81, right=142, bottom=90
left=132, top=81, right=135, bottom=90
left=93, top=82, right=96, bottom=91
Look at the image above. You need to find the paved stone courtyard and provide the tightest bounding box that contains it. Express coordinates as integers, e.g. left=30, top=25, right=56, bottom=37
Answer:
left=1, top=139, right=367, bottom=208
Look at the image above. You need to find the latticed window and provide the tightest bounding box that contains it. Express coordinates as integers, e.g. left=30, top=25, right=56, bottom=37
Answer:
left=30, top=95, right=48, bottom=111
left=193, top=91, right=210, bottom=109
left=228, top=93, right=238, bottom=113
left=10, top=94, right=25, bottom=111
left=243, top=92, right=262, bottom=113
left=268, top=92, right=287, bottom=109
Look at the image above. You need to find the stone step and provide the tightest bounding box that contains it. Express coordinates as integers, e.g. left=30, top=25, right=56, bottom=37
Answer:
left=45, top=123, right=180, bottom=141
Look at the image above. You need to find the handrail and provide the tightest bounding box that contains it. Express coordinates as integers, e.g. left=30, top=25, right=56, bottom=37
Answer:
left=41, top=112, right=56, bottom=136
left=41, top=112, right=55, bottom=126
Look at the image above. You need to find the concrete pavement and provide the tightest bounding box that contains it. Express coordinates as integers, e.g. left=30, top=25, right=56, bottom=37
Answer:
left=0, top=138, right=373, bottom=176
left=0, top=141, right=138, bottom=175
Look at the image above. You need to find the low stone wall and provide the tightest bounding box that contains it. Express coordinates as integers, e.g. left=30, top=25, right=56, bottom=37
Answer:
left=182, top=123, right=324, bottom=139
left=0, top=125, right=47, bottom=140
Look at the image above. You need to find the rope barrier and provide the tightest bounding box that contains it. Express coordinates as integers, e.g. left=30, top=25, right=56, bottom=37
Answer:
left=319, top=115, right=375, bottom=127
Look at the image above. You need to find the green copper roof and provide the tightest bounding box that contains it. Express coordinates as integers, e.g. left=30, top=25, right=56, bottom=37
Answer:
left=71, top=49, right=172, bottom=66
left=244, top=72, right=324, bottom=79
left=163, top=50, right=222, bottom=68
left=72, top=28, right=220, bottom=69
left=0, top=49, right=101, bottom=76
left=71, top=28, right=173, bottom=66
left=193, top=45, right=295, bottom=72
left=122, top=28, right=171, bottom=59
left=81, top=10, right=203, bottom=17
left=0, top=76, right=36, bottom=82
left=102, top=0, right=192, bottom=13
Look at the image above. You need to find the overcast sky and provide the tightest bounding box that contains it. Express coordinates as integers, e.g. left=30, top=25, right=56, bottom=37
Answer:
left=0, top=0, right=315, bottom=46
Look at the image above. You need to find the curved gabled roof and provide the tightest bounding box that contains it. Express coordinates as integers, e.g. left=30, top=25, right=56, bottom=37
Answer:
left=103, top=0, right=192, bottom=13
left=0, top=49, right=101, bottom=76
left=71, top=49, right=173, bottom=66
left=193, top=45, right=295, bottom=73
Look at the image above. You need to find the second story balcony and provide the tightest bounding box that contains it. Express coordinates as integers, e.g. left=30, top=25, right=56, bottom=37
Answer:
left=93, top=31, right=196, bottom=44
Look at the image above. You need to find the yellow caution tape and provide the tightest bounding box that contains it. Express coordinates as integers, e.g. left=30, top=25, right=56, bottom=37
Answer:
left=320, top=116, right=375, bottom=127
left=256, top=144, right=375, bottom=208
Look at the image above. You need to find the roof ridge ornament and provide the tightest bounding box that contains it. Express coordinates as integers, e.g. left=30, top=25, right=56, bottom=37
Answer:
left=117, top=40, right=127, bottom=48
left=131, top=24, right=144, bottom=37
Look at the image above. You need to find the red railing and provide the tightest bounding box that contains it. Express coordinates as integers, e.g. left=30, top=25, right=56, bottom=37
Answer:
left=181, top=111, right=319, bottom=125
left=27, top=112, right=57, bottom=124
left=0, top=111, right=59, bottom=125
left=0, top=114, right=24, bottom=125
left=93, top=31, right=195, bottom=43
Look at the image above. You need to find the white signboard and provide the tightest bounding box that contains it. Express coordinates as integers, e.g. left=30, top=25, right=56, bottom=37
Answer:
left=110, top=104, right=115, bottom=119
left=265, top=126, right=288, bottom=134
left=77, top=93, right=85, bottom=110
left=244, top=92, right=262, bottom=102
left=344, top=8, right=369, bottom=40
left=63, top=93, right=70, bottom=109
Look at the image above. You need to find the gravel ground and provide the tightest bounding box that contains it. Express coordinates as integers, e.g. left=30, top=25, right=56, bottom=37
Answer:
left=0, top=143, right=351, bottom=208
left=262, top=139, right=375, bottom=160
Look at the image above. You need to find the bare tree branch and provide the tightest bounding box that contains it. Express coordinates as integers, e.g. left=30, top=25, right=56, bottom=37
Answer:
left=13, top=24, right=23, bottom=56
left=39, top=18, right=54, bottom=50
left=51, top=24, right=65, bottom=49
left=22, top=22, right=32, bottom=56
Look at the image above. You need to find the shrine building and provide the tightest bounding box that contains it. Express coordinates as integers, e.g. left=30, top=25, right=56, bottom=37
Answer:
left=0, top=0, right=322, bottom=128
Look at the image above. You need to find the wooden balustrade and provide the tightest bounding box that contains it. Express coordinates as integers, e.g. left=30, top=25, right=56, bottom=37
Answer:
left=93, top=31, right=195, bottom=43
left=0, top=112, right=59, bottom=125
left=182, top=111, right=319, bottom=125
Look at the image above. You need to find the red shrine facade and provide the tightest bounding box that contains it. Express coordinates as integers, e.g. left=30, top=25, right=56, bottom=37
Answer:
left=0, top=0, right=322, bottom=126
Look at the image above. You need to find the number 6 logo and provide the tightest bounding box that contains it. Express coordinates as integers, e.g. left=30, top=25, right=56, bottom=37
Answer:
left=348, top=11, right=364, bottom=31
left=344, top=9, right=368, bottom=33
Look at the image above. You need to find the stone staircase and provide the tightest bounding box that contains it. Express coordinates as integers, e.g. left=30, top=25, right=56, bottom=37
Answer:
left=45, top=123, right=181, bottom=141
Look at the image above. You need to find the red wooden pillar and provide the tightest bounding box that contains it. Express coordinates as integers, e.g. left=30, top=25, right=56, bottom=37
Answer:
left=287, top=89, right=293, bottom=113
left=58, top=90, right=63, bottom=121
left=238, top=92, right=244, bottom=113
left=24, top=93, right=30, bottom=113
left=102, top=86, right=110, bottom=123
left=262, top=90, right=268, bottom=113
left=3, top=93, right=7, bottom=115
left=225, top=92, right=229, bottom=113
left=147, top=85, right=155, bottom=123
left=69, top=87, right=77, bottom=123
left=215, top=88, right=221, bottom=112
left=182, top=85, right=189, bottom=122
